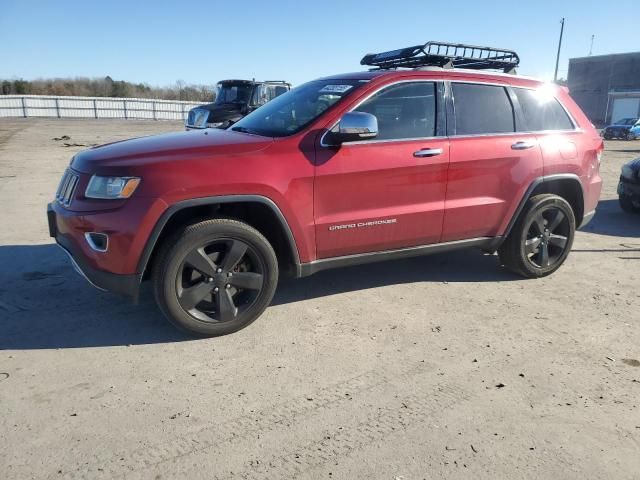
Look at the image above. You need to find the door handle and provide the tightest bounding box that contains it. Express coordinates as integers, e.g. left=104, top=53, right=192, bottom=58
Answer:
left=511, top=141, right=536, bottom=150
left=413, top=148, right=443, bottom=158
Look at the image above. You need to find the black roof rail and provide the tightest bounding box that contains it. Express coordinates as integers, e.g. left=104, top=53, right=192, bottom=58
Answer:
left=361, top=41, right=520, bottom=73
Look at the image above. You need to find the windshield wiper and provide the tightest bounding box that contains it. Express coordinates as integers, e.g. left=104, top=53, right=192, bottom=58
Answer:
left=231, top=126, right=265, bottom=136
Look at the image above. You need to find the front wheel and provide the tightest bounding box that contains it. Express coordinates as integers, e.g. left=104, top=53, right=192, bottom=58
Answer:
left=499, top=194, right=576, bottom=278
left=153, top=219, right=278, bottom=337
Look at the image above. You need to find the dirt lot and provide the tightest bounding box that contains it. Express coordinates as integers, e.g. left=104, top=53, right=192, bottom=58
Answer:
left=0, top=118, right=639, bottom=480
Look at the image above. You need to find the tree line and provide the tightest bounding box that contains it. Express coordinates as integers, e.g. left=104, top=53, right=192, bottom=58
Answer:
left=0, top=76, right=215, bottom=102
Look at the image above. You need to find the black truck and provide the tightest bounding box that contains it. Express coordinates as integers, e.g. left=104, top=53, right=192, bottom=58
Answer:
left=185, top=79, right=290, bottom=130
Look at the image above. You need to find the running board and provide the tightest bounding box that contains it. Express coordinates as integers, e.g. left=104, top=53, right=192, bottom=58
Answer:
left=297, top=237, right=501, bottom=277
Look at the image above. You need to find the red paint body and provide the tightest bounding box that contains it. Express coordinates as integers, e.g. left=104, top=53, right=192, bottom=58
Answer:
left=51, top=69, right=603, bottom=279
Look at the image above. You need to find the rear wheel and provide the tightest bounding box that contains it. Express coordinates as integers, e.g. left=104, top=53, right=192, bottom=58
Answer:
left=499, top=194, right=575, bottom=278
left=153, top=219, right=278, bottom=336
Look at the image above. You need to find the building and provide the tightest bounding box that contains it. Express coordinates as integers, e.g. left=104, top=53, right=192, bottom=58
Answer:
left=567, top=52, right=640, bottom=127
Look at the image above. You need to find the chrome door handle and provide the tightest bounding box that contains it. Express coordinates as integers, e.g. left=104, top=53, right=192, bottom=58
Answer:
left=511, top=141, right=536, bottom=150
left=413, top=148, right=443, bottom=158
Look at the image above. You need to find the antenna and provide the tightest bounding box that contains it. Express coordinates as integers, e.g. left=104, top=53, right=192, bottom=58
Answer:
left=589, top=35, right=595, bottom=56
left=554, top=17, right=565, bottom=82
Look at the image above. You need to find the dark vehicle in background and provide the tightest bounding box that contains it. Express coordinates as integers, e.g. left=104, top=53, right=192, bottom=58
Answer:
left=185, top=80, right=290, bottom=130
left=618, top=157, right=640, bottom=213
left=602, top=117, right=639, bottom=140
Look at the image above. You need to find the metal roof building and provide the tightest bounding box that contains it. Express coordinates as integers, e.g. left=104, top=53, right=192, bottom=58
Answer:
left=568, top=52, right=640, bottom=127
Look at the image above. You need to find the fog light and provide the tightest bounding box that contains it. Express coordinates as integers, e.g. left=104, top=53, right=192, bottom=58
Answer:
left=85, top=232, right=108, bottom=252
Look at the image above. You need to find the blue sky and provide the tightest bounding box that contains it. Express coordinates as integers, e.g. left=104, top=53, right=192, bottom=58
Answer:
left=0, top=0, right=636, bottom=87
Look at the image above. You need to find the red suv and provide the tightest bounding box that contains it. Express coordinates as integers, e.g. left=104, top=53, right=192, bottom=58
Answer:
left=47, top=42, right=603, bottom=336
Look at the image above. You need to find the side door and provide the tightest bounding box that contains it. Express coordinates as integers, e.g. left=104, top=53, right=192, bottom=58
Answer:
left=442, top=82, right=544, bottom=242
left=314, top=81, right=450, bottom=259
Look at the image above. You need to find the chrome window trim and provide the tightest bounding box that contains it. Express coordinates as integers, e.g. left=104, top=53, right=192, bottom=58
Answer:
left=319, top=79, right=444, bottom=148
left=330, top=135, right=445, bottom=147
left=448, top=128, right=584, bottom=140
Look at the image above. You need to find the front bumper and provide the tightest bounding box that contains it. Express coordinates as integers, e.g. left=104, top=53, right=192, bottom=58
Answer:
left=618, top=179, right=640, bottom=199
left=48, top=203, right=142, bottom=300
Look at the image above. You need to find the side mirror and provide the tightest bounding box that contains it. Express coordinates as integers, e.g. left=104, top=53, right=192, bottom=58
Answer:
left=332, top=112, right=378, bottom=144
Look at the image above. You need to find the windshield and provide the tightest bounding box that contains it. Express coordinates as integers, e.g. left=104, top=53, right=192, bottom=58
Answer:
left=230, top=80, right=364, bottom=137
left=214, top=83, right=253, bottom=105
left=617, top=118, right=638, bottom=125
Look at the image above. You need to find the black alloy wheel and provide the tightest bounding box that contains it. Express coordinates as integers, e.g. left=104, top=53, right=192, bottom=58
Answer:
left=154, top=219, right=278, bottom=336
left=177, top=239, right=265, bottom=323
left=523, top=207, right=570, bottom=269
left=498, top=194, right=576, bottom=278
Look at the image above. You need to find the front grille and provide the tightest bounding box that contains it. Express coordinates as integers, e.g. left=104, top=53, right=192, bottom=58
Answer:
left=55, top=169, right=79, bottom=206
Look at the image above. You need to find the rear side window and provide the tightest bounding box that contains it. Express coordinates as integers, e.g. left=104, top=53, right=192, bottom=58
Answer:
left=452, top=83, right=515, bottom=135
left=355, top=82, right=436, bottom=140
left=514, top=88, right=574, bottom=131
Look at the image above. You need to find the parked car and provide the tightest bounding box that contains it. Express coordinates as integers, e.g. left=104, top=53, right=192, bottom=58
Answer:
left=629, top=122, right=640, bottom=140
left=618, top=157, right=640, bottom=213
left=602, top=118, right=639, bottom=140
left=48, top=41, right=603, bottom=336
left=185, top=80, right=290, bottom=130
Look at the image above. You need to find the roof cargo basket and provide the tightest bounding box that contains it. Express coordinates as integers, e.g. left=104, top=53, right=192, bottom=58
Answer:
left=361, top=41, right=520, bottom=73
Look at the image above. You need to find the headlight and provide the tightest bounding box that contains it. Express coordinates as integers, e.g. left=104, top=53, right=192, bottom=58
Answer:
left=85, top=175, right=141, bottom=199
left=186, top=109, right=209, bottom=128
left=621, top=165, right=635, bottom=181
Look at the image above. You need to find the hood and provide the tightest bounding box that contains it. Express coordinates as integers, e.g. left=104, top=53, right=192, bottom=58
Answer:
left=71, top=128, right=272, bottom=174
left=196, top=103, right=246, bottom=123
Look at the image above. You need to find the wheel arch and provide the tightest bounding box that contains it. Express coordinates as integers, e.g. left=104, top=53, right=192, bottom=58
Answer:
left=502, top=174, right=585, bottom=241
left=138, top=195, right=301, bottom=280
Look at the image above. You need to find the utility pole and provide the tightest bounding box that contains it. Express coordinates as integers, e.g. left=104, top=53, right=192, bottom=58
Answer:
left=589, top=34, right=595, bottom=56
left=554, top=17, right=565, bottom=82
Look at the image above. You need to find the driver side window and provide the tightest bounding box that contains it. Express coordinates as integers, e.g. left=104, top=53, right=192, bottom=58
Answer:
left=354, top=82, right=436, bottom=141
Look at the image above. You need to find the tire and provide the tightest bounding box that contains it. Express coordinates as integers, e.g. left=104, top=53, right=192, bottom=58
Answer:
left=619, top=194, right=640, bottom=214
left=153, top=218, right=278, bottom=337
left=498, top=194, right=576, bottom=278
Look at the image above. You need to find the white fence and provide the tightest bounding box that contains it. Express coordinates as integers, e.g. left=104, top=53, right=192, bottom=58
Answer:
left=0, top=95, right=204, bottom=121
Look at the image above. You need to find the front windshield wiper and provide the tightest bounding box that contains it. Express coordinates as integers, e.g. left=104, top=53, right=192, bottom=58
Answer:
left=231, top=126, right=266, bottom=136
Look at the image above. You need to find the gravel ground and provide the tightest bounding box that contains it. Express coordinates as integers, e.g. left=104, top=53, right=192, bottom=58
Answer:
left=0, top=118, right=639, bottom=480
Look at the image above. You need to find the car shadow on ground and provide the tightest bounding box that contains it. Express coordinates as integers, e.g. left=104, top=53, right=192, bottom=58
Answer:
left=0, top=243, right=518, bottom=350
left=580, top=199, right=640, bottom=238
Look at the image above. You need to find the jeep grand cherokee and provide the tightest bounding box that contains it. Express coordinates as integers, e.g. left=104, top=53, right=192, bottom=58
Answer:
left=48, top=42, right=603, bottom=336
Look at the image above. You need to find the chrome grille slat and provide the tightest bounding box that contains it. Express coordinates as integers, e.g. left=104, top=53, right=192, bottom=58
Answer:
left=55, top=169, right=79, bottom=206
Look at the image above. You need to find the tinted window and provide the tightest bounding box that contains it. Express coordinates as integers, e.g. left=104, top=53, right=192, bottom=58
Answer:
left=452, top=83, right=515, bottom=135
left=354, top=82, right=436, bottom=140
left=514, top=88, right=574, bottom=131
